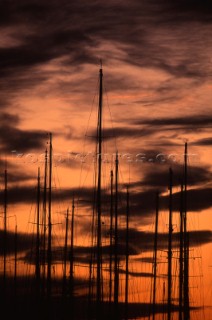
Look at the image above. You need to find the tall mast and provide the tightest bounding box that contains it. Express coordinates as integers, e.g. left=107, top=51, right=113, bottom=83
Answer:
left=179, top=183, right=184, bottom=320
left=109, top=169, right=114, bottom=304
left=125, top=185, right=130, bottom=320
left=167, top=168, right=173, bottom=320
left=88, top=198, right=95, bottom=320
left=70, top=196, right=75, bottom=299
left=162, top=281, right=166, bottom=320
left=14, top=222, right=18, bottom=302
left=63, top=208, right=69, bottom=295
left=42, top=148, right=48, bottom=291
left=183, top=142, right=190, bottom=319
left=35, top=167, right=41, bottom=297
left=3, top=167, right=8, bottom=299
left=152, top=191, right=159, bottom=320
left=114, top=151, right=119, bottom=315
left=47, top=132, right=52, bottom=299
left=96, top=64, right=103, bottom=314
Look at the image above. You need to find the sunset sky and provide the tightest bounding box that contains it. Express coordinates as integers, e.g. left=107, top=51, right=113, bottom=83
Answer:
left=0, top=0, right=212, bottom=319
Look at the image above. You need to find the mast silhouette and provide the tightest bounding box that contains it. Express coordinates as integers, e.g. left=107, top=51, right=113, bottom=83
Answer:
left=167, top=168, right=173, bottom=320
left=109, top=169, right=114, bottom=305
left=47, top=133, right=52, bottom=299
left=183, top=142, right=190, bottom=320
left=125, top=185, right=130, bottom=320
left=114, top=151, right=119, bottom=317
left=179, top=183, right=184, bottom=320
left=96, top=64, right=103, bottom=317
left=3, top=167, right=7, bottom=299
left=35, top=167, right=41, bottom=298
left=69, top=197, right=75, bottom=299
left=63, top=208, right=69, bottom=295
left=152, top=191, right=159, bottom=320
left=14, top=222, right=17, bottom=302
left=42, top=148, right=48, bottom=293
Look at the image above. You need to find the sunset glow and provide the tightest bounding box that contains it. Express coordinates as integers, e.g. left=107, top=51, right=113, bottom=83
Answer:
left=0, top=1, right=211, bottom=319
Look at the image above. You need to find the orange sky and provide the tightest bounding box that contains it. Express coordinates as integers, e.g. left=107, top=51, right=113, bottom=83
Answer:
left=0, top=0, right=212, bottom=319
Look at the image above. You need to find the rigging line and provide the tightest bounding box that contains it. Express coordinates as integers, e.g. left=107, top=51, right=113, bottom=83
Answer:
left=104, top=85, right=118, bottom=153
left=78, top=79, right=99, bottom=193
left=52, top=165, right=67, bottom=236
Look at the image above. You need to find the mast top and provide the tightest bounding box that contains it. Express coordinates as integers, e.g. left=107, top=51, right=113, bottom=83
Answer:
left=99, top=59, right=103, bottom=72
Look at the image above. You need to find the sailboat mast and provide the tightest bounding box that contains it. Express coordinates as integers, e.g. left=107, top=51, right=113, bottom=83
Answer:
left=3, top=167, right=7, bottom=299
left=179, top=183, right=184, bottom=320
left=63, top=208, right=69, bottom=295
left=183, top=142, right=190, bottom=320
left=167, top=168, right=173, bottom=320
left=114, top=152, right=119, bottom=312
left=152, top=191, right=159, bottom=320
left=109, top=169, right=114, bottom=304
left=14, top=223, right=17, bottom=300
left=47, top=132, right=52, bottom=298
left=35, top=167, right=41, bottom=296
left=125, top=185, right=130, bottom=320
left=70, top=196, right=75, bottom=297
left=96, top=65, right=103, bottom=310
left=42, top=148, right=48, bottom=288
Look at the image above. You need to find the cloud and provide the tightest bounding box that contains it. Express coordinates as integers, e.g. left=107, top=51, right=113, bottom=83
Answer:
left=0, top=230, right=34, bottom=255
left=132, top=115, right=212, bottom=129
left=117, top=228, right=212, bottom=254
left=17, top=228, right=212, bottom=264
left=163, top=0, right=212, bottom=23
left=161, top=187, right=212, bottom=213
left=191, top=137, right=212, bottom=146
left=88, top=126, right=154, bottom=142
left=0, top=126, right=48, bottom=152
left=140, top=164, right=211, bottom=188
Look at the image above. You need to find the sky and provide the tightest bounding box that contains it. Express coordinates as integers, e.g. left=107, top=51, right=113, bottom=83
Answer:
left=0, top=0, right=212, bottom=319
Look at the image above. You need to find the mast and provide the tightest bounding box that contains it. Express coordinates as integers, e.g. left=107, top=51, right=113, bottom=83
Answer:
left=88, top=199, right=95, bottom=320
left=179, top=183, right=184, bottom=320
left=152, top=191, right=159, bottom=320
left=167, top=168, right=173, bottom=320
left=114, top=151, right=119, bottom=315
left=63, top=208, right=69, bottom=295
left=35, top=167, right=41, bottom=297
left=125, top=185, right=130, bottom=320
left=96, top=64, right=103, bottom=315
left=47, top=133, right=52, bottom=299
left=162, top=281, right=166, bottom=320
left=109, top=169, right=114, bottom=304
left=3, top=167, right=8, bottom=299
left=183, top=142, right=190, bottom=320
left=14, top=222, right=17, bottom=302
left=42, top=148, right=48, bottom=292
left=70, top=196, right=75, bottom=299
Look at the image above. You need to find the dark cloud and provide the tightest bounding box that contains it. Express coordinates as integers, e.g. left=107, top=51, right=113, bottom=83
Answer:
left=0, top=230, right=33, bottom=255
left=0, top=0, right=211, bottom=106
left=163, top=0, right=212, bottom=22
left=140, top=164, right=211, bottom=188
left=118, top=268, right=153, bottom=278
left=117, top=185, right=212, bottom=219
left=85, top=116, right=212, bottom=145
left=20, top=228, right=212, bottom=264
left=0, top=170, right=33, bottom=184
left=0, top=112, right=20, bottom=125
left=4, top=184, right=95, bottom=205
left=191, top=137, right=212, bottom=146
left=132, top=115, right=212, bottom=129
left=0, top=125, right=47, bottom=152
left=118, top=228, right=212, bottom=254
left=161, top=187, right=212, bottom=213
left=0, top=112, right=49, bottom=152
left=88, top=126, right=154, bottom=142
